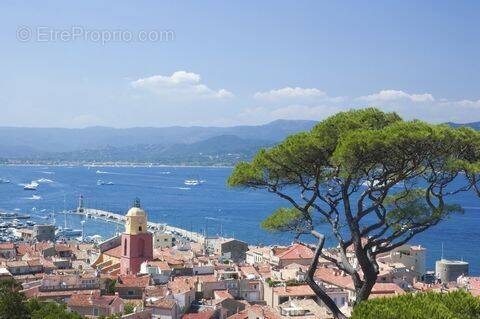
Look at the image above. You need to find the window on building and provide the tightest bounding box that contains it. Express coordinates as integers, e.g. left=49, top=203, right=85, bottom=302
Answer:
left=124, top=239, right=127, bottom=255
left=139, top=226, right=142, bottom=231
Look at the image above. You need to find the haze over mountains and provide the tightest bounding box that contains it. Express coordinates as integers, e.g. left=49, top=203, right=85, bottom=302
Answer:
left=0, top=120, right=316, bottom=165
left=1, top=120, right=478, bottom=166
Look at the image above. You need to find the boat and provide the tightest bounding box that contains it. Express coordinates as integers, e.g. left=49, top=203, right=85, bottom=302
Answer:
left=97, top=180, right=114, bottom=186
left=89, top=234, right=103, bottom=242
left=0, top=212, right=16, bottom=218
left=12, top=219, right=25, bottom=228
left=26, top=221, right=36, bottom=226
left=23, top=181, right=39, bottom=190
left=184, top=179, right=200, bottom=186
left=56, top=227, right=83, bottom=237
left=0, top=178, right=10, bottom=184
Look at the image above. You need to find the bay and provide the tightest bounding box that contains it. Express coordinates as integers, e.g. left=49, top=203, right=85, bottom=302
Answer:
left=0, top=165, right=478, bottom=275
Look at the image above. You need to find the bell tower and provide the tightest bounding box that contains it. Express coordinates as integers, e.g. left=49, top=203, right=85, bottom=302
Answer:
left=120, top=198, right=153, bottom=275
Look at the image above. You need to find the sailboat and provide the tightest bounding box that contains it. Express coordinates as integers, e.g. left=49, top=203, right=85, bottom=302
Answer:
left=55, top=198, right=82, bottom=238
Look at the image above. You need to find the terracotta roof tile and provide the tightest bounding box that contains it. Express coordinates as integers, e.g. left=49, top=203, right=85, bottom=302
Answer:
left=0, top=243, right=14, bottom=250
left=168, top=278, right=195, bottom=294
left=55, top=244, right=72, bottom=252
left=117, top=274, right=151, bottom=288
left=182, top=310, right=216, bottom=319
left=276, top=243, right=314, bottom=260
left=272, top=284, right=316, bottom=297
left=68, top=294, right=120, bottom=308
left=214, top=290, right=233, bottom=300
left=248, top=305, right=281, bottom=319
left=146, top=260, right=171, bottom=271
left=315, top=267, right=405, bottom=297
left=103, top=245, right=123, bottom=259
left=146, top=298, right=176, bottom=309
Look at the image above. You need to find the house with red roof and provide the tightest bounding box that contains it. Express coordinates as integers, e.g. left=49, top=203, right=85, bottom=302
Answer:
left=264, top=284, right=317, bottom=308
left=67, top=292, right=124, bottom=317
left=168, top=277, right=196, bottom=313
left=0, top=243, right=16, bottom=259
left=269, top=243, right=314, bottom=268
left=145, top=297, right=180, bottom=319
left=115, top=274, right=151, bottom=300
left=140, top=260, right=172, bottom=284
left=314, top=267, right=405, bottom=302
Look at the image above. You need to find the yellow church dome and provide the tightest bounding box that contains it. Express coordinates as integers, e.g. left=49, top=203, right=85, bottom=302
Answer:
left=126, top=207, right=146, bottom=217
left=124, top=198, right=148, bottom=235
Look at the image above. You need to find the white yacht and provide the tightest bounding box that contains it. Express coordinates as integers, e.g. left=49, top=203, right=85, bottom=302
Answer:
left=184, top=179, right=200, bottom=186
left=97, top=180, right=114, bottom=186
left=23, top=181, right=39, bottom=190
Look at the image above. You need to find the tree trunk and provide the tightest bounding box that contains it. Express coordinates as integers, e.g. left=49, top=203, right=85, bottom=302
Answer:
left=355, top=273, right=376, bottom=304
left=306, top=231, right=347, bottom=319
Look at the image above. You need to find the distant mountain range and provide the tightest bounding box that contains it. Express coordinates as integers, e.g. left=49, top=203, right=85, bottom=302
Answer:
left=445, top=121, right=480, bottom=130
left=0, top=120, right=316, bottom=165
left=0, top=120, right=477, bottom=166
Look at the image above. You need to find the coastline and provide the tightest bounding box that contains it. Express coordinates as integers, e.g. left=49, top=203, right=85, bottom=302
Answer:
left=0, top=162, right=235, bottom=169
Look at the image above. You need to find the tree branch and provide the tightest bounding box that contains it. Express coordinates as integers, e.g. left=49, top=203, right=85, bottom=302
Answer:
left=305, top=231, right=347, bottom=319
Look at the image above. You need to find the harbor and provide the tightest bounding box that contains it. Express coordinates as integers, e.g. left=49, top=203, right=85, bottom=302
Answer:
left=73, top=206, right=207, bottom=244
left=0, top=192, right=208, bottom=246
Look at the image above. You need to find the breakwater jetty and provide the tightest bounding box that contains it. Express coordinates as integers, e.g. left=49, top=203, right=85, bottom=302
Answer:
left=70, top=208, right=206, bottom=243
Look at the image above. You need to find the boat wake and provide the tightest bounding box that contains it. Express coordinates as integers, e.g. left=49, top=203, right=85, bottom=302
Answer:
left=37, top=178, right=54, bottom=183
left=26, top=195, right=42, bottom=200
left=205, top=216, right=221, bottom=221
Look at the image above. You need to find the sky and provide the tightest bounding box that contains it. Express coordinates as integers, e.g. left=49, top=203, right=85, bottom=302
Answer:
left=0, top=1, right=479, bottom=128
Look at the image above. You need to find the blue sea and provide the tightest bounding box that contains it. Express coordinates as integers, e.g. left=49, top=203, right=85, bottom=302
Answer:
left=0, top=165, right=478, bottom=275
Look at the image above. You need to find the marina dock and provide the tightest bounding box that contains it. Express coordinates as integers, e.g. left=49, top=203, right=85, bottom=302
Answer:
left=74, top=208, right=206, bottom=243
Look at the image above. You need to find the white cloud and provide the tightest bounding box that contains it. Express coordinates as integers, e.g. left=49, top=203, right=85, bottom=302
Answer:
left=441, top=99, right=480, bottom=109
left=239, top=86, right=480, bottom=124
left=254, top=87, right=328, bottom=101
left=358, top=89, right=434, bottom=103
left=131, top=71, right=233, bottom=100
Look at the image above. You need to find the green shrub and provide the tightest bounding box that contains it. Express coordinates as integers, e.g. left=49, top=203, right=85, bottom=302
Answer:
left=351, top=290, right=480, bottom=319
